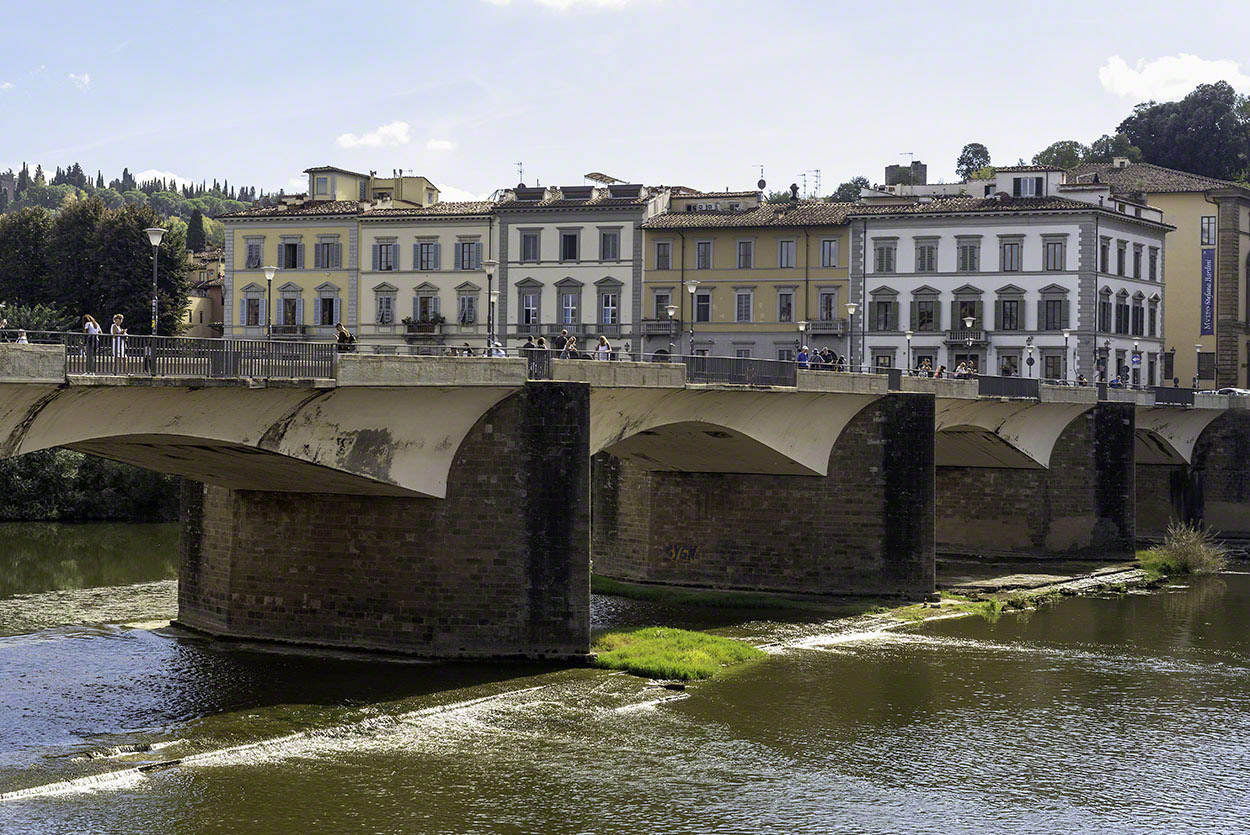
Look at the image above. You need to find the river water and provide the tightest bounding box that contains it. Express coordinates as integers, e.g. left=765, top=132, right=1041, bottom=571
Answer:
left=1, top=523, right=1248, bottom=834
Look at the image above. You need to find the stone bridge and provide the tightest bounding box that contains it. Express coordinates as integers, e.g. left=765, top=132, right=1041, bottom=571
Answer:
left=1, top=343, right=1246, bottom=659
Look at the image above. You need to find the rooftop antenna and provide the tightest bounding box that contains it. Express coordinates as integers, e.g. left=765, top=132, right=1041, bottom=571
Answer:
left=800, top=172, right=807, bottom=197
left=756, top=165, right=766, bottom=192
left=515, top=161, right=524, bottom=185
left=807, top=169, right=821, bottom=198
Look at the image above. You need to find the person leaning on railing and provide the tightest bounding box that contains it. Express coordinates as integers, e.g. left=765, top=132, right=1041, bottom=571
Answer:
left=334, top=322, right=357, bottom=353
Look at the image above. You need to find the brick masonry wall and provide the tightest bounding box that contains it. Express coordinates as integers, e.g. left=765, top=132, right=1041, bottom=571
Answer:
left=591, top=394, right=936, bottom=596
left=1192, top=410, right=1250, bottom=535
left=936, top=403, right=1136, bottom=558
left=177, top=381, right=591, bottom=659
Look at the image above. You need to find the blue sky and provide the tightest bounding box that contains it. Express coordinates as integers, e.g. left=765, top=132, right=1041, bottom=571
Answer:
left=2, top=0, right=1249, bottom=200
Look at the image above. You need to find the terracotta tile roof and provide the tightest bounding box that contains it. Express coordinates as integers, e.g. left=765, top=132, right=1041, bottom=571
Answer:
left=497, top=189, right=651, bottom=211
left=642, top=200, right=855, bottom=229
left=1067, top=161, right=1248, bottom=195
left=362, top=201, right=495, bottom=218
left=303, top=165, right=367, bottom=177
left=217, top=200, right=361, bottom=219
left=676, top=190, right=762, bottom=199
left=846, top=195, right=1169, bottom=224
left=994, top=164, right=1064, bottom=173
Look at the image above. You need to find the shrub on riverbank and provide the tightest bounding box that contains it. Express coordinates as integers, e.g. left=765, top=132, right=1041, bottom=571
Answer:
left=592, top=627, right=765, bottom=681
left=1138, top=522, right=1228, bottom=576
left=0, top=449, right=178, bottom=522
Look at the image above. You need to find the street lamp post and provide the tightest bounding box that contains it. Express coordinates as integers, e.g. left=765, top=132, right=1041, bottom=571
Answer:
left=905, top=329, right=913, bottom=374
left=1132, top=339, right=1140, bottom=387
left=144, top=227, right=167, bottom=335
left=845, top=302, right=858, bottom=370
left=963, top=315, right=975, bottom=374
left=1194, top=343, right=1202, bottom=388
left=263, top=265, right=276, bottom=338
left=483, top=259, right=499, bottom=351
left=684, top=279, right=700, bottom=355
left=1103, top=338, right=1111, bottom=382
left=665, top=302, right=678, bottom=354
left=797, top=320, right=809, bottom=355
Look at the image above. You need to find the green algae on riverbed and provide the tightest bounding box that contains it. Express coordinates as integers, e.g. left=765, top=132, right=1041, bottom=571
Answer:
left=592, top=627, right=765, bottom=680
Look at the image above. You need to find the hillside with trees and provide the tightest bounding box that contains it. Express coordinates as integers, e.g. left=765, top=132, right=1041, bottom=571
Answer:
left=0, top=162, right=283, bottom=250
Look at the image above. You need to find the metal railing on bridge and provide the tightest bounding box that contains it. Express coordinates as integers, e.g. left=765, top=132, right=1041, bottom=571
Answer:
left=3, top=330, right=337, bottom=379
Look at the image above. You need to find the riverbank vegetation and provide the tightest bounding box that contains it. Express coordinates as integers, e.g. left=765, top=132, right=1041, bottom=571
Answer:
left=0, top=449, right=178, bottom=522
left=592, top=627, right=765, bottom=681
left=1138, top=522, right=1229, bottom=576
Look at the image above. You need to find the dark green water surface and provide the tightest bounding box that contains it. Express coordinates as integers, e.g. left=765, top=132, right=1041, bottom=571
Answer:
left=1, top=524, right=1248, bottom=834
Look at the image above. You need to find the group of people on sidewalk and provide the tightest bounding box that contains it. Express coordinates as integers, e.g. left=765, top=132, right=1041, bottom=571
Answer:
left=795, top=346, right=848, bottom=371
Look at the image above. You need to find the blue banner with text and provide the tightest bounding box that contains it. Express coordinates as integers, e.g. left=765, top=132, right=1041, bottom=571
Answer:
left=1201, top=248, right=1215, bottom=335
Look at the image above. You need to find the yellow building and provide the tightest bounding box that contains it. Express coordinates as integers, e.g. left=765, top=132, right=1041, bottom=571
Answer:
left=1068, top=160, right=1250, bottom=387
left=219, top=167, right=441, bottom=340
left=641, top=190, right=853, bottom=360
left=184, top=250, right=224, bottom=338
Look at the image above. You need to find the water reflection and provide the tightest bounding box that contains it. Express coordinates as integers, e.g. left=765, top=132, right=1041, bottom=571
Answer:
left=0, top=522, right=177, bottom=597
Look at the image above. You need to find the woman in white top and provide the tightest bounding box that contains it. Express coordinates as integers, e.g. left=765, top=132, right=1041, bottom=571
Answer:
left=595, top=335, right=611, bottom=361
left=111, top=314, right=127, bottom=358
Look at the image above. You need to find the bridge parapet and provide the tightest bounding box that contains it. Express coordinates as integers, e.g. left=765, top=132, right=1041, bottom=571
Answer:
left=336, top=353, right=527, bottom=386
left=796, top=370, right=887, bottom=395
left=552, top=358, right=685, bottom=388
left=0, top=344, right=64, bottom=384
left=1040, top=384, right=1097, bottom=405
left=899, top=376, right=977, bottom=398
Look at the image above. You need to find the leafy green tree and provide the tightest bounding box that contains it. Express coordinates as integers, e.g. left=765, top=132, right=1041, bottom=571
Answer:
left=186, top=208, right=206, bottom=252
left=0, top=189, right=7, bottom=213
left=15, top=162, right=30, bottom=194
left=0, top=302, right=75, bottom=332
left=1117, top=81, right=1250, bottom=180
left=827, top=176, right=870, bottom=202
left=1032, top=140, right=1088, bottom=169
left=765, top=189, right=793, bottom=203
left=0, top=207, right=53, bottom=304
left=121, top=189, right=148, bottom=206
left=956, top=143, right=991, bottom=179
left=13, top=183, right=81, bottom=211
left=47, top=197, right=106, bottom=316
left=1084, top=134, right=1143, bottom=164
left=94, top=187, right=125, bottom=209
left=91, top=203, right=190, bottom=334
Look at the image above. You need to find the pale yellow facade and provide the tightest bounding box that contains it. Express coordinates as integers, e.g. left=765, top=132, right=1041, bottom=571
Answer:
left=642, top=221, right=852, bottom=359
left=224, top=217, right=358, bottom=340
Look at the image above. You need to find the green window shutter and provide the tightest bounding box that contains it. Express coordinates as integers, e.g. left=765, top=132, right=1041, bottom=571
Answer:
left=414, top=243, right=420, bottom=269
left=452, top=243, right=462, bottom=270
left=1062, top=300, right=1071, bottom=329
left=314, top=244, right=322, bottom=269
left=994, top=300, right=1002, bottom=330
left=296, top=243, right=304, bottom=269
left=473, top=242, right=482, bottom=270
left=1036, top=301, right=1045, bottom=331
left=432, top=243, right=441, bottom=271
left=274, top=298, right=284, bottom=326
left=974, top=300, right=984, bottom=329
left=334, top=243, right=342, bottom=268
left=910, top=300, right=917, bottom=330
left=890, top=301, right=899, bottom=331
left=372, top=244, right=380, bottom=271
left=1035, top=176, right=1044, bottom=195
left=950, top=300, right=959, bottom=330
left=296, top=298, right=303, bottom=325
left=1013, top=178, right=1022, bottom=197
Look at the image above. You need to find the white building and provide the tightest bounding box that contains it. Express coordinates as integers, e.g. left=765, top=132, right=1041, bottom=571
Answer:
left=356, top=202, right=500, bottom=351
left=495, top=184, right=662, bottom=351
left=849, top=166, right=1172, bottom=384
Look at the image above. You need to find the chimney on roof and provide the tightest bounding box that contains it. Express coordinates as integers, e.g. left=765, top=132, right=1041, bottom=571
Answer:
left=1113, top=157, right=1130, bottom=169
left=789, top=183, right=799, bottom=201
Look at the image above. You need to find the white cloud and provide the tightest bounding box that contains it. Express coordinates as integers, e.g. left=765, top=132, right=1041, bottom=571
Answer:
left=483, top=0, right=650, bottom=9
left=426, top=138, right=456, bottom=152
left=435, top=183, right=486, bottom=202
left=0, top=82, right=12, bottom=91
left=67, top=72, right=91, bottom=90
left=336, top=120, right=411, bottom=149
left=135, top=169, right=193, bottom=189
left=1099, top=54, right=1250, bottom=100
left=287, top=175, right=308, bottom=191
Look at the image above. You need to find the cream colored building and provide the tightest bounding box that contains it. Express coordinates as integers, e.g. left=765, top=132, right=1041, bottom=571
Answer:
left=357, top=202, right=499, bottom=351
left=641, top=189, right=854, bottom=360
left=219, top=166, right=441, bottom=340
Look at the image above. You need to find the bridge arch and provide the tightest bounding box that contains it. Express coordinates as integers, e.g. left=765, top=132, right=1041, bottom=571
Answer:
left=933, top=398, right=1095, bottom=469
left=590, top=387, right=881, bottom=475
left=0, top=382, right=520, bottom=498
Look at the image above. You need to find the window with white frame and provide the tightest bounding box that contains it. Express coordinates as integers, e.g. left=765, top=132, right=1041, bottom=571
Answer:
left=280, top=240, right=300, bottom=269
left=696, top=241, right=712, bottom=269
left=416, top=241, right=438, bottom=271
left=600, top=292, right=619, bottom=325
left=521, top=292, right=539, bottom=325
left=1044, top=239, right=1065, bottom=271
left=561, top=291, right=579, bottom=325
left=315, top=237, right=341, bottom=269
left=315, top=176, right=328, bottom=195
left=957, top=240, right=980, bottom=271
left=778, top=240, right=796, bottom=268
left=1149, top=247, right=1159, bottom=280
left=1116, top=241, right=1126, bottom=275
left=457, top=240, right=481, bottom=271
left=820, top=238, right=838, bottom=268
left=818, top=289, right=838, bottom=321
left=414, top=292, right=440, bottom=322
left=777, top=290, right=793, bottom=323
left=244, top=297, right=261, bottom=326
left=317, top=293, right=338, bottom=326
left=1001, top=240, right=1022, bottom=272
left=1133, top=245, right=1142, bottom=279
left=1201, top=216, right=1216, bottom=246
left=735, top=348, right=752, bottom=358
left=560, top=231, right=580, bottom=262
left=737, top=240, right=753, bottom=269
left=377, top=241, right=398, bottom=271
left=735, top=290, right=753, bottom=322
